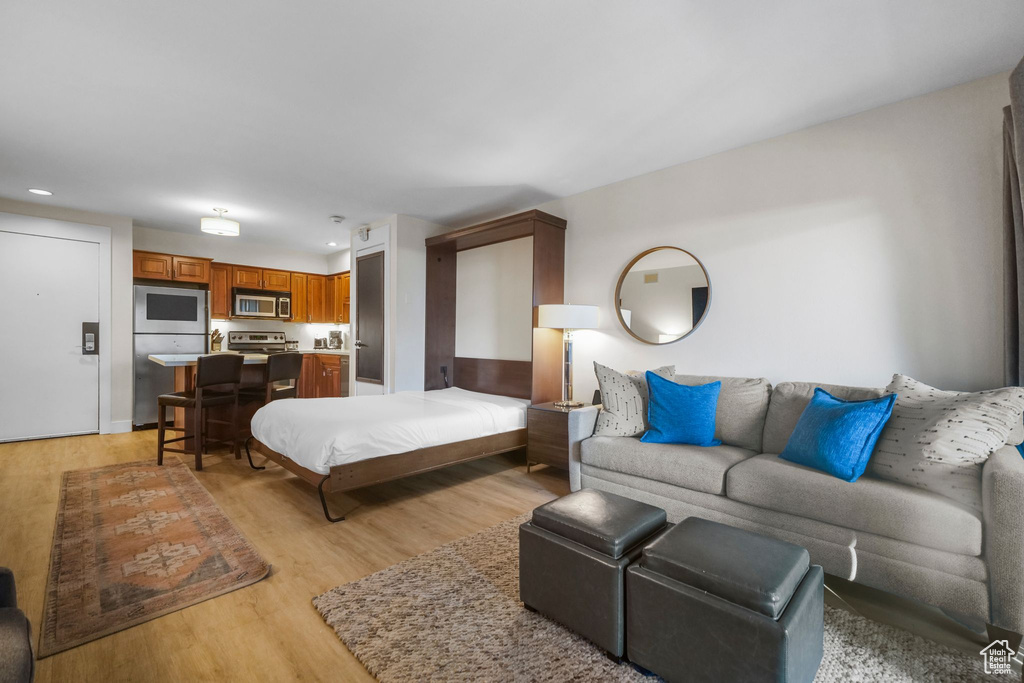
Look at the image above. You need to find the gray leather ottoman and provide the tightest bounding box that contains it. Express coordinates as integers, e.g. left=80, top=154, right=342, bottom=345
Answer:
left=519, top=488, right=667, bottom=657
left=627, top=517, right=823, bottom=683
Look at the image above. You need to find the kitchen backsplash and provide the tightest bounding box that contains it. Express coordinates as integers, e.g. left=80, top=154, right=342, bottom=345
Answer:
left=212, top=319, right=350, bottom=349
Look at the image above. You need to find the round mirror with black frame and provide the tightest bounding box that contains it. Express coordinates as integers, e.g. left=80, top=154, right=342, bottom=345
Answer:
left=614, top=246, right=711, bottom=345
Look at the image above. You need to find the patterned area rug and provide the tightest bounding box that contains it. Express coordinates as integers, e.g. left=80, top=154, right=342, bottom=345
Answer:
left=315, top=514, right=993, bottom=682
left=39, top=458, right=269, bottom=657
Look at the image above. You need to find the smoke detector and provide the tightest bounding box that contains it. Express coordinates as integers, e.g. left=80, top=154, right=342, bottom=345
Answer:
left=329, top=215, right=344, bottom=224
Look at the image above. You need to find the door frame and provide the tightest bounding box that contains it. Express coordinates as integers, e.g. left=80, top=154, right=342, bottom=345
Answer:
left=0, top=212, right=113, bottom=434
left=351, top=222, right=390, bottom=395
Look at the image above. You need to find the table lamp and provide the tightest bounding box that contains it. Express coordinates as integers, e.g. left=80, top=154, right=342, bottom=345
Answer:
left=537, top=304, right=599, bottom=408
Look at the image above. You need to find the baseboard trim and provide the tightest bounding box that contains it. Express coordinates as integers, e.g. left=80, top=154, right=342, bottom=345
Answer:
left=105, top=420, right=133, bottom=434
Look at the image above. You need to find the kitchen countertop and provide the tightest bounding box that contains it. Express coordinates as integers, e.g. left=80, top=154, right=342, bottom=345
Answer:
left=149, top=353, right=271, bottom=367
left=149, top=349, right=350, bottom=366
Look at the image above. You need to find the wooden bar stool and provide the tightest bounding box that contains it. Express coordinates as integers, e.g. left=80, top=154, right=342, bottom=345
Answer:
left=157, top=353, right=245, bottom=471
left=242, top=352, right=303, bottom=471
left=242, top=352, right=303, bottom=404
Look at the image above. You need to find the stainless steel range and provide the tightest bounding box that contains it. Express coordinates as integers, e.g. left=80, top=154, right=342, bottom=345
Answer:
left=227, top=330, right=288, bottom=354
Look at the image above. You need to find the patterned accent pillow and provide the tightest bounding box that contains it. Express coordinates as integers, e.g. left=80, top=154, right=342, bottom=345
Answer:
left=593, top=362, right=674, bottom=437
left=870, top=374, right=1024, bottom=509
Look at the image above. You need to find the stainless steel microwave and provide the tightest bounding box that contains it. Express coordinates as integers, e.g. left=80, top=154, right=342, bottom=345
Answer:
left=234, top=289, right=291, bottom=319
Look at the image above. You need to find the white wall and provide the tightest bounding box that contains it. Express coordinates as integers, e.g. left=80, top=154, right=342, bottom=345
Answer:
left=0, top=197, right=134, bottom=430
left=533, top=71, right=1011, bottom=401
left=394, top=215, right=450, bottom=391
left=133, top=225, right=329, bottom=273
left=455, top=237, right=534, bottom=361
left=327, top=248, right=351, bottom=273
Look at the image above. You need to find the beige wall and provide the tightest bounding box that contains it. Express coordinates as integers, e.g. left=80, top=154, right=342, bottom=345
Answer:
left=0, top=197, right=134, bottom=428
left=532, top=71, right=1011, bottom=400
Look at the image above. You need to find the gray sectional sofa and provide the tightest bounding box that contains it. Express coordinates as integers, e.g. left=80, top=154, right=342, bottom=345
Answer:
left=566, top=375, right=1024, bottom=636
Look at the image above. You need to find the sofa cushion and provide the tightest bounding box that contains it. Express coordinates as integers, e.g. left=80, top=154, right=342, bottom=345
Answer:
left=593, top=363, right=674, bottom=437
left=779, top=388, right=896, bottom=482
left=581, top=435, right=755, bottom=496
left=641, top=373, right=721, bottom=446
left=726, top=454, right=982, bottom=556
left=674, top=374, right=772, bottom=452
left=870, top=374, right=1024, bottom=510
left=761, top=381, right=884, bottom=455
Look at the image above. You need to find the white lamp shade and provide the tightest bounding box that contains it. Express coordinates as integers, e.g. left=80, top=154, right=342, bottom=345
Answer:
left=200, top=216, right=240, bottom=236
left=537, top=304, right=599, bottom=329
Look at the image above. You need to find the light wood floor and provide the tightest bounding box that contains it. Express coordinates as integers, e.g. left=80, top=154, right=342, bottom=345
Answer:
left=0, top=431, right=568, bottom=682
left=1, top=431, right=1015, bottom=681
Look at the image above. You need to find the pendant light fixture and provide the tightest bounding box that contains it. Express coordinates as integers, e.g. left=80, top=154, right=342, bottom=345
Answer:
left=200, top=207, right=240, bottom=236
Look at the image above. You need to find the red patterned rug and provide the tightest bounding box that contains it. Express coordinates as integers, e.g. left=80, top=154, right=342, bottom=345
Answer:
left=39, top=458, right=269, bottom=657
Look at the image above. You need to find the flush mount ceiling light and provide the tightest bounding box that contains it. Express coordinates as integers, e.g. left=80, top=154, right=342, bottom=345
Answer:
left=200, top=207, right=240, bottom=236
left=28, top=188, right=53, bottom=195
left=326, top=241, right=338, bottom=247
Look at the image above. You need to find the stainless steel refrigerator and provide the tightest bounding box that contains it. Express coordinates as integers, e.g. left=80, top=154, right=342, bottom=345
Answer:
left=133, top=284, right=208, bottom=427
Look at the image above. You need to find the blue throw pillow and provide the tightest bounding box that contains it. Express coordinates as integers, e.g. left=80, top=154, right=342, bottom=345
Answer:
left=779, top=388, right=897, bottom=482
left=641, top=372, right=722, bottom=446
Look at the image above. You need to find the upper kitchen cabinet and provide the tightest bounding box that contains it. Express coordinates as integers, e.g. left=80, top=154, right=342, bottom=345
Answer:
left=172, top=256, right=211, bottom=283
left=330, top=271, right=351, bottom=323
left=308, top=274, right=327, bottom=323
left=232, top=265, right=261, bottom=289
left=232, top=265, right=291, bottom=291
left=262, top=269, right=291, bottom=292
left=291, top=273, right=308, bottom=322
left=210, top=263, right=232, bottom=319
left=133, top=250, right=211, bottom=284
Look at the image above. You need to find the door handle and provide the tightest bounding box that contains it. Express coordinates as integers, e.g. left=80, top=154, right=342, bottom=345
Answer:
left=354, top=340, right=367, bottom=348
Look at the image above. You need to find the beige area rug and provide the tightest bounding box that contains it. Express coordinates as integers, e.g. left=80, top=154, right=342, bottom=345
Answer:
left=315, top=514, right=994, bottom=682
left=39, top=458, right=269, bottom=657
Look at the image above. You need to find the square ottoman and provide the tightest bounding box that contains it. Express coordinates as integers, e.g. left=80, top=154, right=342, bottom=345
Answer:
left=627, top=517, right=823, bottom=683
left=519, top=488, right=667, bottom=657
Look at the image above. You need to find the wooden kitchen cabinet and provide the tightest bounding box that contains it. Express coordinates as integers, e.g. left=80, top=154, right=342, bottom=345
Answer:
left=299, top=354, right=318, bottom=398
left=290, top=273, right=308, bottom=322
left=262, top=269, right=291, bottom=292
left=232, top=265, right=291, bottom=291
left=232, top=265, right=262, bottom=289
left=308, top=275, right=327, bottom=323
left=171, top=256, right=210, bottom=283
left=326, top=274, right=337, bottom=325
left=209, top=263, right=232, bottom=319
left=133, top=250, right=210, bottom=284
left=133, top=251, right=173, bottom=280
left=315, top=354, right=349, bottom=398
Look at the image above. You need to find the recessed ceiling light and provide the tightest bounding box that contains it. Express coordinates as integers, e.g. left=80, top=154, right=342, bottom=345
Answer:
left=326, top=241, right=338, bottom=247
left=28, top=188, right=52, bottom=196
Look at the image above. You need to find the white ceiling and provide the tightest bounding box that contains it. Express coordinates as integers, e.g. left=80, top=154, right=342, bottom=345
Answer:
left=1, top=1, right=1022, bottom=253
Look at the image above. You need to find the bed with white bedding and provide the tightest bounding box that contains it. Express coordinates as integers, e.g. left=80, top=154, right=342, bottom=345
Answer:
left=251, top=387, right=529, bottom=475
left=247, top=387, right=531, bottom=521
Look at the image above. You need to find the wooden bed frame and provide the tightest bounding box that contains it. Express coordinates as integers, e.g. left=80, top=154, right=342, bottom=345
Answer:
left=248, top=430, right=526, bottom=521
left=247, top=210, right=566, bottom=522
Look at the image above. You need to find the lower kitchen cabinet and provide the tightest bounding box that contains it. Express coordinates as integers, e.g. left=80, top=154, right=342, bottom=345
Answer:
left=299, top=354, right=349, bottom=398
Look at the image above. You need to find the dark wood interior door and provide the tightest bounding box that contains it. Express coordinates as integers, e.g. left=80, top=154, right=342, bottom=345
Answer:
left=355, top=251, right=384, bottom=385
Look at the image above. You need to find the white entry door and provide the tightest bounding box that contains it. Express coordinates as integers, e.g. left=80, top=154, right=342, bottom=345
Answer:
left=0, top=229, right=101, bottom=441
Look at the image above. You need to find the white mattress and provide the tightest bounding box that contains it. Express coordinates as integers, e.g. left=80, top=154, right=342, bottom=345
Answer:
left=250, top=387, right=530, bottom=475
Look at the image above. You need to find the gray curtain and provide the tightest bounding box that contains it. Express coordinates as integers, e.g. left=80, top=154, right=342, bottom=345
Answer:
left=1004, top=57, right=1024, bottom=386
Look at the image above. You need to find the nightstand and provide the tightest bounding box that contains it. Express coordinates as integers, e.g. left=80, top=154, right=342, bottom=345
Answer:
left=527, top=402, right=590, bottom=472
